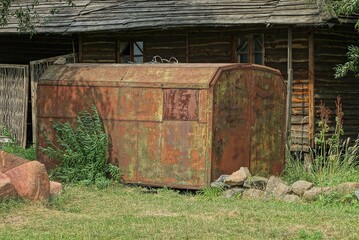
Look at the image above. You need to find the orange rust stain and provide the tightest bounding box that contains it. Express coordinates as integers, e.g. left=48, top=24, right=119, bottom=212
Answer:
left=190, top=149, right=203, bottom=171
left=162, top=146, right=181, bottom=165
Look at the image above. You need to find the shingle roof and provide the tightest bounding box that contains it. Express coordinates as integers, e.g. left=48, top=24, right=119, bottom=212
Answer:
left=0, top=0, right=348, bottom=34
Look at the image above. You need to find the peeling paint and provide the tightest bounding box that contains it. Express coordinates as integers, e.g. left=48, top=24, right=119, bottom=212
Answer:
left=37, top=64, right=286, bottom=189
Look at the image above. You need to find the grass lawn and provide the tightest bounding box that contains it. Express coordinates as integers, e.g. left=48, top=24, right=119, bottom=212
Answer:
left=0, top=185, right=358, bottom=240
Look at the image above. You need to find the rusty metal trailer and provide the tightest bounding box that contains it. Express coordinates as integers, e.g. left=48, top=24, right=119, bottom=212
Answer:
left=37, top=63, right=286, bottom=189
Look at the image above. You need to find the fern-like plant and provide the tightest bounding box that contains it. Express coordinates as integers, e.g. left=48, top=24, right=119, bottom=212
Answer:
left=42, top=105, right=120, bottom=188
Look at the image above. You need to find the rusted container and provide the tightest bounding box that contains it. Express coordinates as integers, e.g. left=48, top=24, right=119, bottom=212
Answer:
left=37, top=63, right=286, bottom=189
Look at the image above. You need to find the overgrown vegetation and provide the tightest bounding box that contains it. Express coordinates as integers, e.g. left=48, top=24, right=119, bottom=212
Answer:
left=42, top=106, right=120, bottom=188
left=285, top=96, right=359, bottom=186
left=0, top=185, right=358, bottom=239
left=0, top=126, right=36, bottom=160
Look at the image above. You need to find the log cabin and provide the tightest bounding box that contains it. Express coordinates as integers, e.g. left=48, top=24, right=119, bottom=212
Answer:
left=0, top=0, right=358, bottom=154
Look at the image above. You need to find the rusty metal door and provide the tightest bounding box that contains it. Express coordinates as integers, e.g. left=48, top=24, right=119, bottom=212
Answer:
left=30, top=53, right=76, bottom=143
left=0, top=64, right=29, bottom=147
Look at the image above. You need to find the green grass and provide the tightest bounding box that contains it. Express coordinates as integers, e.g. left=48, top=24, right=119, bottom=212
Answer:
left=1, top=144, right=36, bottom=161
left=284, top=155, right=359, bottom=186
left=0, top=185, right=358, bottom=240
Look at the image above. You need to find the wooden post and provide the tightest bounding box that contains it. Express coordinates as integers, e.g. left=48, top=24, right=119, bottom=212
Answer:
left=72, top=40, right=76, bottom=62
left=308, top=31, right=315, bottom=147
left=186, top=30, right=189, bottom=63
left=22, top=66, right=29, bottom=148
left=286, top=26, right=293, bottom=158
left=231, top=32, right=238, bottom=63
left=79, top=35, right=83, bottom=63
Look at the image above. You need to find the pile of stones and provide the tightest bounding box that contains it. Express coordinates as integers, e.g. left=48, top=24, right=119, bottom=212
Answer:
left=211, top=167, right=359, bottom=202
left=0, top=151, right=62, bottom=202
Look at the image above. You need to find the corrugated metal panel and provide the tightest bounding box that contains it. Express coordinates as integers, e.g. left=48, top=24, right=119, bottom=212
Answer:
left=37, top=63, right=286, bottom=189
left=211, top=68, right=252, bottom=179
left=250, top=69, right=286, bottom=174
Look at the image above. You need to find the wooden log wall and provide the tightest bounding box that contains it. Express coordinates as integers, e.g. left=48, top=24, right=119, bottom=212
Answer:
left=0, top=34, right=76, bottom=64
left=80, top=27, right=312, bottom=152
left=144, top=31, right=187, bottom=63
left=314, top=25, right=359, bottom=142
left=188, top=31, right=233, bottom=63
left=264, top=28, right=311, bottom=152
left=80, top=30, right=234, bottom=64
left=81, top=34, right=116, bottom=63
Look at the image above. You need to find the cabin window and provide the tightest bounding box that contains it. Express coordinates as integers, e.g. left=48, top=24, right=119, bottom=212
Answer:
left=237, top=35, right=263, bottom=65
left=119, top=41, right=144, bottom=63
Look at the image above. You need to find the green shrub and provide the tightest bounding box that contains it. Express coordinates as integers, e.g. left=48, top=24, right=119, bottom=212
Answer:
left=285, top=96, right=359, bottom=186
left=42, top=106, right=121, bottom=188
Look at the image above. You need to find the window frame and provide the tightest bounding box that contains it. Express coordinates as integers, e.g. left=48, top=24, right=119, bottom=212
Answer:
left=117, top=40, right=144, bottom=63
left=236, top=34, right=264, bottom=65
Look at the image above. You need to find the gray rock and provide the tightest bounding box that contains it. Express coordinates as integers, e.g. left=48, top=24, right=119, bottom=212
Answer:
left=265, top=176, right=284, bottom=194
left=333, top=182, right=359, bottom=194
left=210, top=174, right=230, bottom=189
left=303, top=186, right=332, bottom=201
left=224, top=167, right=251, bottom=187
left=273, top=182, right=291, bottom=198
left=282, top=194, right=300, bottom=203
left=243, top=176, right=268, bottom=190
left=223, top=187, right=245, bottom=198
left=242, top=189, right=265, bottom=199
left=291, top=180, right=314, bottom=196
left=355, top=189, right=359, bottom=200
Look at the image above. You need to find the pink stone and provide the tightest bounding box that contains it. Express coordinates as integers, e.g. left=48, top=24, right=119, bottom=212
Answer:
left=5, top=161, right=50, bottom=201
left=0, top=172, right=17, bottom=200
left=50, top=181, right=63, bottom=197
left=0, top=151, right=29, bottom=172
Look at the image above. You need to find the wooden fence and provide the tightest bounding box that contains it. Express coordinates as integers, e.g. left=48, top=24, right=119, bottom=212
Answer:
left=30, top=53, right=77, bottom=143
left=0, top=64, right=29, bottom=147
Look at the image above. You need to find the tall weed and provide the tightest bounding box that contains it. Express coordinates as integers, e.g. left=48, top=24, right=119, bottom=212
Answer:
left=42, top=106, right=121, bottom=188
left=285, top=96, right=359, bottom=186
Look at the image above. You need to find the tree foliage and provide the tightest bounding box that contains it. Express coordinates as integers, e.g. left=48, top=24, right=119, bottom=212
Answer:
left=0, top=0, right=73, bottom=33
left=326, top=0, right=359, bottom=78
